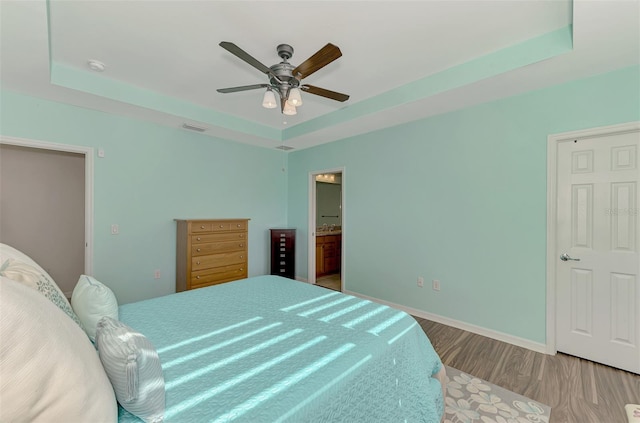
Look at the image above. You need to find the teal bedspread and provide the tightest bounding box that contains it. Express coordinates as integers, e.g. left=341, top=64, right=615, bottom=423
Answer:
left=118, top=275, right=443, bottom=422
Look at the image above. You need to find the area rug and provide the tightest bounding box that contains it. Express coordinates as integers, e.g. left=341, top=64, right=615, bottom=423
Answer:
left=443, top=366, right=551, bottom=423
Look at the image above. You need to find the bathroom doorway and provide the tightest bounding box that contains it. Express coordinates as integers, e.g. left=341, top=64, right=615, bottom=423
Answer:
left=308, top=168, right=344, bottom=292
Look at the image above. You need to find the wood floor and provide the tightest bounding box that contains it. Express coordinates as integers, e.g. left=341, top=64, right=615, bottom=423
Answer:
left=415, top=318, right=640, bottom=423
left=315, top=273, right=341, bottom=291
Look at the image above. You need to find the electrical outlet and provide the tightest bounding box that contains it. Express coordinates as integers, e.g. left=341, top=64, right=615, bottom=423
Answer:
left=111, top=224, right=119, bottom=235
left=432, top=279, right=441, bottom=291
left=154, top=270, right=161, bottom=279
left=417, top=276, right=424, bottom=287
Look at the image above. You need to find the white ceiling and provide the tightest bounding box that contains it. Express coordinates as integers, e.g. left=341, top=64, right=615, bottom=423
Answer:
left=1, top=1, right=638, bottom=151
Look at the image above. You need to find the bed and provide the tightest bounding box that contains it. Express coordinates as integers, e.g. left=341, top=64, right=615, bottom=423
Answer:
left=0, top=243, right=445, bottom=422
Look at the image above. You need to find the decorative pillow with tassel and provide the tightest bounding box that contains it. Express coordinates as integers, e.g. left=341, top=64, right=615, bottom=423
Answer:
left=95, top=317, right=165, bottom=423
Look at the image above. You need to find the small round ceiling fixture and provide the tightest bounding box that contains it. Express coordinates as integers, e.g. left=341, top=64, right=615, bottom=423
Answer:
left=87, top=59, right=105, bottom=72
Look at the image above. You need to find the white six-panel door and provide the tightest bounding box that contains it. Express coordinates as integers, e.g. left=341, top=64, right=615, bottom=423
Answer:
left=555, top=128, right=639, bottom=373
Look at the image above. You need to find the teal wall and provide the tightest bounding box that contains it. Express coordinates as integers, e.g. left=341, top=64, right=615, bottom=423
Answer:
left=0, top=90, right=288, bottom=304
left=286, top=65, right=640, bottom=344
left=2, top=65, right=638, bottom=343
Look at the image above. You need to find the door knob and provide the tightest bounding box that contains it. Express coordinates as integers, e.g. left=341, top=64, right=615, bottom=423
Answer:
left=560, top=253, right=580, bottom=261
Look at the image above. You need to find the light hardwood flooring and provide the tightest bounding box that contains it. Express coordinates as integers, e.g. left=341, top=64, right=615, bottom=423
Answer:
left=415, top=318, right=640, bottom=423
left=315, top=273, right=341, bottom=291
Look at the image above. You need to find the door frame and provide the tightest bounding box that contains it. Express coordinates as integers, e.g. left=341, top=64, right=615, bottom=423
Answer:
left=308, top=166, right=345, bottom=287
left=0, top=135, right=95, bottom=275
left=546, top=121, right=640, bottom=354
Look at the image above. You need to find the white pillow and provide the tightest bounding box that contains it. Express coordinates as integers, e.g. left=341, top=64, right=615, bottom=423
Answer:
left=0, top=258, right=84, bottom=329
left=72, top=275, right=119, bottom=341
left=96, top=317, right=165, bottom=423
left=0, top=277, right=117, bottom=422
left=0, top=242, right=45, bottom=269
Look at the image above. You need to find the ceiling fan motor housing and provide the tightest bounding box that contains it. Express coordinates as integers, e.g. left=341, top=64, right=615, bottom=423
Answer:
left=276, top=44, right=294, bottom=60
left=269, top=62, right=298, bottom=94
left=270, top=44, right=299, bottom=96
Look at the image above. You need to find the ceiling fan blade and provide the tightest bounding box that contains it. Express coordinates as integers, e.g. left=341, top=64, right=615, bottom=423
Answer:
left=292, top=43, right=342, bottom=80
left=301, top=85, right=349, bottom=102
left=217, top=84, right=268, bottom=93
left=219, top=41, right=272, bottom=75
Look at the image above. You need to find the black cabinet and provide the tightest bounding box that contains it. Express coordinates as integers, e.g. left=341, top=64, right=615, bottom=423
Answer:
left=270, top=229, right=295, bottom=279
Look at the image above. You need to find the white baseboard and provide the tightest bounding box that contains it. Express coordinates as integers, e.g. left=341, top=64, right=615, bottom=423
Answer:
left=344, top=290, right=549, bottom=355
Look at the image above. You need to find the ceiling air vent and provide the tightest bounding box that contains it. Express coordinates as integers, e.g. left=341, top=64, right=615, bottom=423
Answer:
left=181, top=123, right=207, bottom=132
left=275, top=145, right=294, bottom=151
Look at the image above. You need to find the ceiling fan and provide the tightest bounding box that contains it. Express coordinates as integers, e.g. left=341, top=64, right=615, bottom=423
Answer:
left=216, top=42, right=349, bottom=115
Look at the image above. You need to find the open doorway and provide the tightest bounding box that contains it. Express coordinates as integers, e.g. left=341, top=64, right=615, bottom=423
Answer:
left=308, top=168, right=344, bottom=291
left=0, top=136, right=94, bottom=297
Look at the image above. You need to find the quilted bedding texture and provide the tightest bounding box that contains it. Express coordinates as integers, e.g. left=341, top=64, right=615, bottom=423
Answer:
left=117, top=275, right=444, bottom=422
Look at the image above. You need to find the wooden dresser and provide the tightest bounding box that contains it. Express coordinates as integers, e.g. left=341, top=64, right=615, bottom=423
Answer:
left=270, top=228, right=295, bottom=279
left=175, top=219, right=249, bottom=292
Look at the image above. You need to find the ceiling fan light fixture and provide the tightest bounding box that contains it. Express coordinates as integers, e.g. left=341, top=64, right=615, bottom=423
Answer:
left=283, top=101, right=297, bottom=116
left=262, top=88, right=277, bottom=109
left=286, top=87, right=303, bottom=107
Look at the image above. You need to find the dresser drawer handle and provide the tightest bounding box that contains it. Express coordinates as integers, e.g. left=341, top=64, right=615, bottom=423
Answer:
left=200, top=225, right=205, bottom=229
left=239, top=234, right=245, bottom=238
left=196, top=248, right=201, bottom=252
left=239, top=243, right=244, bottom=247
left=196, top=276, right=200, bottom=279
left=240, top=268, right=244, bottom=271
left=237, top=224, right=241, bottom=227
left=196, top=237, right=201, bottom=241
left=240, top=255, right=244, bottom=259
left=219, top=225, right=224, bottom=228
left=196, top=261, right=200, bottom=265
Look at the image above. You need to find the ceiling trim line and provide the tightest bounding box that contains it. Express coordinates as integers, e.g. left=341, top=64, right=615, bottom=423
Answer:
left=48, top=62, right=282, bottom=142
left=282, top=25, right=574, bottom=141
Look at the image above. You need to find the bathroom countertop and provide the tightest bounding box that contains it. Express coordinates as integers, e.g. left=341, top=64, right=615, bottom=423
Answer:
left=316, top=230, right=341, bottom=236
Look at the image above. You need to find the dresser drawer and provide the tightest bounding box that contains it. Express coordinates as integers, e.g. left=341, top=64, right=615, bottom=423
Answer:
left=190, top=221, right=212, bottom=232
left=190, top=263, right=247, bottom=289
left=275, top=262, right=294, bottom=276
left=192, top=240, right=247, bottom=256
left=275, top=251, right=291, bottom=260
left=209, top=220, right=247, bottom=233
left=275, top=257, right=294, bottom=268
left=274, top=230, right=294, bottom=239
left=274, top=237, right=294, bottom=249
left=191, top=232, right=247, bottom=245
left=192, top=251, right=247, bottom=271
left=229, top=220, right=247, bottom=231
left=192, top=232, right=247, bottom=244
